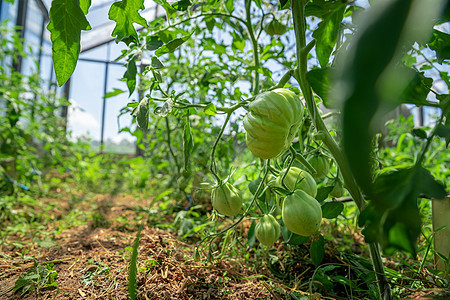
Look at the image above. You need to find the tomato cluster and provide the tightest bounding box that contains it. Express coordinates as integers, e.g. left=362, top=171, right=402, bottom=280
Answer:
left=209, top=88, right=347, bottom=248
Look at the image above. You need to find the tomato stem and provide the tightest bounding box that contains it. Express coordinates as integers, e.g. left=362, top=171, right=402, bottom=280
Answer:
left=290, top=0, right=392, bottom=298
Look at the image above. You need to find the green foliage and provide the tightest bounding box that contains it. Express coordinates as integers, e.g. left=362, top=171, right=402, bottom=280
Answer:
left=14, top=262, right=58, bottom=295
left=109, top=0, right=147, bottom=44
left=47, top=0, right=91, bottom=86
left=38, top=0, right=450, bottom=298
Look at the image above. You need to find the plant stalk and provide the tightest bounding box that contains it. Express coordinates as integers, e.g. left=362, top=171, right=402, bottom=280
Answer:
left=290, top=1, right=391, bottom=299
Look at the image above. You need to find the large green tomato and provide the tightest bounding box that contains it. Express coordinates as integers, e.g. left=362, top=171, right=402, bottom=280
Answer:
left=276, top=167, right=317, bottom=198
left=255, top=214, right=281, bottom=247
left=211, top=182, right=243, bottom=217
left=243, top=89, right=304, bottom=159
left=282, top=190, right=322, bottom=236
left=307, top=154, right=331, bottom=179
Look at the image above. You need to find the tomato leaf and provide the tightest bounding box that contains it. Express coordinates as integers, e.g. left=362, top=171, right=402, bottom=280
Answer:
left=183, top=116, right=194, bottom=169
left=359, top=166, right=447, bottom=256
left=428, top=30, right=450, bottom=63
left=155, top=35, right=192, bottom=56
left=279, top=0, right=289, bottom=10
left=321, top=201, right=344, bottom=219
left=151, top=56, right=164, bottom=69
left=312, top=4, right=346, bottom=67
left=335, top=0, right=414, bottom=196
left=146, top=36, right=164, bottom=51
left=316, top=186, right=334, bottom=202
left=307, top=67, right=331, bottom=107
left=399, top=70, right=433, bottom=106
left=108, top=0, right=147, bottom=45
left=79, top=0, right=91, bottom=14
left=204, top=103, right=217, bottom=115
left=124, top=56, right=137, bottom=95
left=310, top=234, right=325, bottom=266
left=412, top=128, right=427, bottom=139
left=171, top=0, right=191, bottom=11
left=248, top=219, right=256, bottom=248
left=132, top=97, right=149, bottom=130
left=105, top=88, right=125, bottom=99
left=47, top=0, right=91, bottom=86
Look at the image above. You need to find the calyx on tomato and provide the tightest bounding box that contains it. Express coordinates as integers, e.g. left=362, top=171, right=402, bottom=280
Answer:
left=255, top=214, right=281, bottom=246
left=276, top=167, right=317, bottom=197
left=282, top=190, right=322, bottom=236
left=264, top=18, right=287, bottom=36
left=243, top=88, right=304, bottom=159
left=211, top=182, right=243, bottom=217
left=307, top=153, right=331, bottom=179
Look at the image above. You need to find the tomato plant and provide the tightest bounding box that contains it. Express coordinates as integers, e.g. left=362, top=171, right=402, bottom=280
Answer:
left=45, top=0, right=450, bottom=299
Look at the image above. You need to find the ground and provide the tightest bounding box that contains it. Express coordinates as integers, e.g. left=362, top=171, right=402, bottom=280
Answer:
left=1, top=191, right=449, bottom=299
left=0, top=193, right=290, bottom=299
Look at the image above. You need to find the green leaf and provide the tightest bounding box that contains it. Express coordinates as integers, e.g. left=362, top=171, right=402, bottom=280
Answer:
left=312, top=5, right=346, bottom=67
left=128, top=224, right=143, bottom=300
left=146, top=36, right=164, bottom=51
left=359, top=166, right=447, bottom=256
left=307, top=67, right=331, bottom=107
left=79, top=0, right=91, bottom=14
left=47, top=0, right=91, bottom=86
left=412, top=128, right=427, bottom=139
left=204, top=103, right=217, bottom=115
left=428, top=30, right=450, bottom=63
left=155, top=35, right=192, bottom=56
left=287, top=233, right=309, bottom=245
left=225, top=0, right=234, bottom=13
left=151, top=69, right=163, bottom=83
left=183, top=116, right=194, bottom=169
left=321, top=201, right=344, bottom=219
left=108, top=0, right=147, bottom=45
left=279, top=0, right=289, bottom=10
left=335, top=0, right=415, bottom=196
left=155, top=98, right=174, bottom=117
left=171, top=0, right=191, bottom=11
left=310, top=234, right=325, bottom=266
left=132, top=97, right=149, bottom=130
left=151, top=56, right=164, bottom=69
left=399, top=70, right=433, bottom=106
left=316, top=186, right=334, bottom=202
left=124, top=57, right=137, bottom=95
left=248, top=219, right=256, bottom=248
left=105, top=88, right=125, bottom=99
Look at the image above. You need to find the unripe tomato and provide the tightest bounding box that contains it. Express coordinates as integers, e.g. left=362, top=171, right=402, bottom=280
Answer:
left=282, top=190, right=322, bottom=236
left=307, top=154, right=331, bottom=179
left=264, top=18, right=287, bottom=36
left=329, top=179, right=345, bottom=198
left=211, top=182, right=243, bottom=217
left=276, top=167, right=317, bottom=198
left=243, top=89, right=304, bottom=159
left=255, top=214, right=281, bottom=246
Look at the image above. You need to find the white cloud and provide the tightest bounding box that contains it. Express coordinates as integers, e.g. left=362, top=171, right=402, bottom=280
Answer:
left=67, top=99, right=100, bottom=140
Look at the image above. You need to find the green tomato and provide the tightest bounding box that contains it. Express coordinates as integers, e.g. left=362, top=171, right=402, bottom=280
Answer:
left=243, top=88, right=304, bottom=159
left=282, top=190, right=322, bottom=236
left=211, top=182, right=243, bottom=217
left=329, top=179, right=345, bottom=198
left=264, top=18, right=287, bottom=36
left=255, top=214, right=281, bottom=246
left=307, top=154, right=331, bottom=179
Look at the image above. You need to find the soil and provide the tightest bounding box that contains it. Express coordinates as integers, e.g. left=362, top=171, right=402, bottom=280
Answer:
left=0, top=193, right=288, bottom=300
